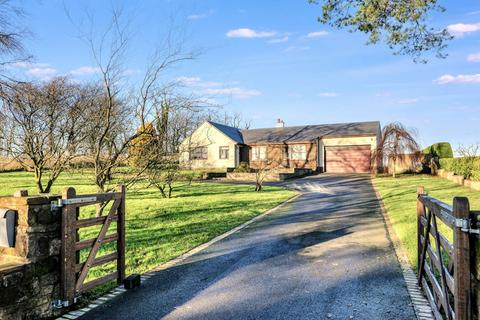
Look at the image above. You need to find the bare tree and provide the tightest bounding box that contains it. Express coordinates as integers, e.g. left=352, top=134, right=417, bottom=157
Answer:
left=373, top=122, right=420, bottom=178
left=78, top=8, right=196, bottom=192
left=0, top=0, right=30, bottom=78
left=214, top=110, right=252, bottom=129
left=0, top=77, right=89, bottom=193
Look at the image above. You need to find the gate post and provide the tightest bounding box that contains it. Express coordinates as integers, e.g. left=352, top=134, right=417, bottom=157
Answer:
left=453, top=197, right=471, bottom=320
left=417, top=186, right=426, bottom=270
left=61, top=187, right=77, bottom=306
left=117, top=185, right=126, bottom=285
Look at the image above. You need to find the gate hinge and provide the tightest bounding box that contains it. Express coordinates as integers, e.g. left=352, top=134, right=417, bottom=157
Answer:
left=456, top=218, right=480, bottom=235
left=51, top=197, right=97, bottom=210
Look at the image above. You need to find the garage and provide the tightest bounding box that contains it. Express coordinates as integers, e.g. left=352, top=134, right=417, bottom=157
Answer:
left=325, top=145, right=372, bottom=173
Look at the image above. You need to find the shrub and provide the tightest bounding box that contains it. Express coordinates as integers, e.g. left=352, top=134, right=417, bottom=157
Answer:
left=439, top=158, right=455, bottom=172
left=233, top=162, right=251, bottom=173
left=423, top=142, right=453, bottom=159
left=439, top=157, right=480, bottom=181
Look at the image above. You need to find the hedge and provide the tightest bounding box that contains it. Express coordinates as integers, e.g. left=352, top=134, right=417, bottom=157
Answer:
left=439, top=157, right=480, bottom=181
left=423, top=142, right=453, bottom=159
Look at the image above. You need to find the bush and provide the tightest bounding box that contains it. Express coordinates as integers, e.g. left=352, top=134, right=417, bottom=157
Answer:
left=439, top=157, right=480, bottom=181
left=233, top=162, right=251, bottom=173
left=439, top=158, right=455, bottom=172
left=423, top=142, right=453, bottom=159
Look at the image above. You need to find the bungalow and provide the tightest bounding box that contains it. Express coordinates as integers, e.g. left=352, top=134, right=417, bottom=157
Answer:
left=179, top=119, right=382, bottom=173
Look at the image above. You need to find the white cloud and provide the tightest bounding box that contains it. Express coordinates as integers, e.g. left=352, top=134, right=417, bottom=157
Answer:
left=123, top=68, right=142, bottom=76
left=176, top=76, right=223, bottom=88
left=435, top=73, right=480, bottom=84
left=319, top=92, right=338, bottom=97
left=398, top=98, right=419, bottom=104
left=267, top=36, right=289, bottom=44
left=26, top=67, right=57, bottom=80
left=284, top=46, right=310, bottom=53
left=205, top=87, right=261, bottom=99
left=305, top=31, right=329, bottom=38
left=10, top=61, right=50, bottom=69
left=447, top=22, right=480, bottom=37
left=468, top=10, right=480, bottom=15
left=177, top=76, right=201, bottom=85
left=70, top=66, right=100, bottom=76
left=11, top=62, right=57, bottom=80
left=188, top=9, right=214, bottom=20
left=287, top=92, right=302, bottom=98
left=467, top=52, right=480, bottom=62
left=177, top=76, right=260, bottom=99
left=375, top=91, right=392, bottom=97
left=226, top=28, right=276, bottom=38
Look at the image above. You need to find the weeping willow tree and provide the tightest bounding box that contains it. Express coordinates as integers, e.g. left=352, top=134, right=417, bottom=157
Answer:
left=374, top=122, right=420, bottom=177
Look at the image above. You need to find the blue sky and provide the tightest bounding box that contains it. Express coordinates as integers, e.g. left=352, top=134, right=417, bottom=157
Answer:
left=12, top=0, right=480, bottom=150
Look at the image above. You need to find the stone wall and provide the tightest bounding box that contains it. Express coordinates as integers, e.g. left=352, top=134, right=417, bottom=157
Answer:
left=437, top=169, right=480, bottom=191
left=0, top=191, right=62, bottom=320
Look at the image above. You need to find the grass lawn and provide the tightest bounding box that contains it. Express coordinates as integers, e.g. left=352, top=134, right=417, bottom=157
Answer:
left=0, top=170, right=295, bottom=298
left=373, top=174, right=480, bottom=270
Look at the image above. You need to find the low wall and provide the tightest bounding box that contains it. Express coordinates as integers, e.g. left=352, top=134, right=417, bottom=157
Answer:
left=437, top=169, right=480, bottom=191
left=0, top=191, right=62, bottom=320
left=226, top=168, right=313, bottom=182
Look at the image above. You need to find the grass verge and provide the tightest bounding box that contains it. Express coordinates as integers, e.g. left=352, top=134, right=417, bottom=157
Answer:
left=373, top=174, right=480, bottom=270
left=0, top=170, right=295, bottom=300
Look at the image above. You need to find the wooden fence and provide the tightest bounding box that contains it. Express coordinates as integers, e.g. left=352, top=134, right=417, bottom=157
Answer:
left=59, top=185, right=126, bottom=306
left=417, top=186, right=478, bottom=320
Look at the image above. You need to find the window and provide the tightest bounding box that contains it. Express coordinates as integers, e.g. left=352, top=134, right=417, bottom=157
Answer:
left=219, top=146, right=229, bottom=159
left=290, top=145, right=307, bottom=160
left=252, top=146, right=267, bottom=160
left=190, top=147, right=208, bottom=160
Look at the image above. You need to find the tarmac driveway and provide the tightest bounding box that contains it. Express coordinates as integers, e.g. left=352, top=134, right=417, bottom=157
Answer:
left=79, top=174, right=415, bottom=320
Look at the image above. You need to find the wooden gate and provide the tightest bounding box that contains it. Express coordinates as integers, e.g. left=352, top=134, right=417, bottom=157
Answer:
left=417, top=186, right=475, bottom=320
left=58, top=185, right=126, bottom=306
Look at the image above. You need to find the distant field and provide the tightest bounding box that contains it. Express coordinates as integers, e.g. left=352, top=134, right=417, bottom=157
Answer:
left=373, top=174, right=480, bottom=270
left=0, top=170, right=295, bottom=299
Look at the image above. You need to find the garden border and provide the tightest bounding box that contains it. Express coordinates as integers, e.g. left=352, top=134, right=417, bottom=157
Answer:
left=373, top=185, right=434, bottom=320
left=55, top=192, right=301, bottom=320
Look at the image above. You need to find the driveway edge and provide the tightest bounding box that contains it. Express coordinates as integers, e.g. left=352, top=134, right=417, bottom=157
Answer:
left=56, top=192, right=301, bottom=320
left=372, top=183, right=434, bottom=320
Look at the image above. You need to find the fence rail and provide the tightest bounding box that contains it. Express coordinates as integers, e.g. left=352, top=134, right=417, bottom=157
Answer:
left=417, top=186, right=472, bottom=320
left=60, top=185, right=126, bottom=306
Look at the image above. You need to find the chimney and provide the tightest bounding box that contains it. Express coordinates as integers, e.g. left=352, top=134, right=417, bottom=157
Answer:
left=276, top=118, right=285, bottom=128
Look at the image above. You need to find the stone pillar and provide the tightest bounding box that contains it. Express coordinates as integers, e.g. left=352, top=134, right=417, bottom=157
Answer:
left=0, top=191, right=62, bottom=319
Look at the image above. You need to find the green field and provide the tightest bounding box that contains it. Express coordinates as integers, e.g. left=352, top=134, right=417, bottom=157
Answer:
left=0, top=170, right=295, bottom=298
left=373, top=174, right=480, bottom=270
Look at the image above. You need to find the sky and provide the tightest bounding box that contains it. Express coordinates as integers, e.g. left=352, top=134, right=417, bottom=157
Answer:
left=9, top=0, right=480, bottom=151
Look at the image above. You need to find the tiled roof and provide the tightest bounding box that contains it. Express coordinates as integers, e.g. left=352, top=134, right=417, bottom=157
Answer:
left=207, top=120, right=380, bottom=145
left=207, top=121, right=244, bottom=143
left=241, top=121, right=380, bottom=144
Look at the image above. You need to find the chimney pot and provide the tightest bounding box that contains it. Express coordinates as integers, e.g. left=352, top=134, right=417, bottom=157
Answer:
left=276, top=119, right=285, bottom=128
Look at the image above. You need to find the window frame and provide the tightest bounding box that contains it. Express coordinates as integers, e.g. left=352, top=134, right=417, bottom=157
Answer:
left=290, top=145, right=307, bottom=160
left=252, top=146, right=267, bottom=161
left=190, top=146, right=208, bottom=160
left=219, top=146, right=229, bottom=160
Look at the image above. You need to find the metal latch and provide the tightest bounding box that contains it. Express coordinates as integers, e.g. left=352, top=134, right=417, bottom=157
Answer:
left=455, top=218, right=480, bottom=235
left=51, top=197, right=97, bottom=210
left=51, top=297, right=79, bottom=309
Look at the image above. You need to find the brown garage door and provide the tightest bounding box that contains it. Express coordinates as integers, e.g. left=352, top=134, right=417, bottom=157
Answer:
left=325, top=145, right=371, bottom=173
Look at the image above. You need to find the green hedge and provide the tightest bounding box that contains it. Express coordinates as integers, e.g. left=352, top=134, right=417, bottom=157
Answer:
left=439, top=157, right=480, bottom=181
left=423, top=142, right=453, bottom=159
